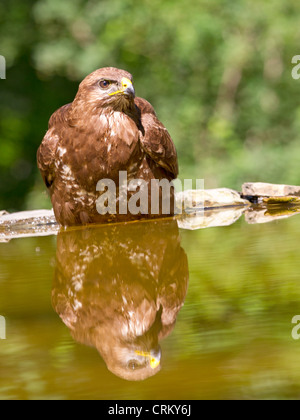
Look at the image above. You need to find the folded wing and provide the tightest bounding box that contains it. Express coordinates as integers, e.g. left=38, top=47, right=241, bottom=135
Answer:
left=135, top=97, right=178, bottom=180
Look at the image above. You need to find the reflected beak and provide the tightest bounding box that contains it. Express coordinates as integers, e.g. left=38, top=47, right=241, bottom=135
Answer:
left=135, top=348, right=161, bottom=370
left=149, top=348, right=161, bottom=369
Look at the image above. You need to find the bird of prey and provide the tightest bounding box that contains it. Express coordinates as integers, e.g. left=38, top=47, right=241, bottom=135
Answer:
left=37, top=67, right=178, bottom=226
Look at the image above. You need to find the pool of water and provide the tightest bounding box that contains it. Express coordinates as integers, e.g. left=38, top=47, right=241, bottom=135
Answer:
left=1, top=211, right=300, bottom=400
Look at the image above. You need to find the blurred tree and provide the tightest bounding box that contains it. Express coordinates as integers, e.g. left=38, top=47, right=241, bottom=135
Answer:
left=1, top=0, right=300, bottom=211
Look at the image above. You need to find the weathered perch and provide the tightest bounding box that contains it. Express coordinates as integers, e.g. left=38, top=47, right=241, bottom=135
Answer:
left=242, top=182, right=300, bottom=200
left=1, top=183, right=300, bottom=240
left=176, top=188, right=250, bottom=212
left=0, top=209, right=59, bottom=242
left=0, top=189, right=250, bottom=240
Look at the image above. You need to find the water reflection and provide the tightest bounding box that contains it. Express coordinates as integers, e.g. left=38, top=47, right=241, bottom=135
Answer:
left=52, top=219, right=189, bottom=381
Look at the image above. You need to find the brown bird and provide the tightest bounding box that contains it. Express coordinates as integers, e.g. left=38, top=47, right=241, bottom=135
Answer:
left=37, top=67, right=178, bottom=226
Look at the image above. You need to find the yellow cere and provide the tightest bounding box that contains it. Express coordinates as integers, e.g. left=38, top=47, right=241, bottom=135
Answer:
left=150, top=357, right=160, bottom=369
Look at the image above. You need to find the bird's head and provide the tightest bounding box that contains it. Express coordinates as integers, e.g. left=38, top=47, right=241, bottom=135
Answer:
left=74, top=67, right=136, bottom=113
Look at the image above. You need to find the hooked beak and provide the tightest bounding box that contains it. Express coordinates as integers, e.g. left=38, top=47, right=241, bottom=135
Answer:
left=123, top=83, right=135, bottom=98
left=109, top=77, right=135, bottom=98
left=135, top=347, right=161, bottom=369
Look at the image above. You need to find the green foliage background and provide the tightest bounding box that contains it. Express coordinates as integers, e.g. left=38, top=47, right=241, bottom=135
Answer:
left=1, top=0, right=300, bottom=211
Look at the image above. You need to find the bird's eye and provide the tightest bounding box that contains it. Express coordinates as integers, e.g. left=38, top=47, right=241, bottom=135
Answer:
left=99, top=80, right=111, bottom=89
left=127, top=360, right=140, bottom=370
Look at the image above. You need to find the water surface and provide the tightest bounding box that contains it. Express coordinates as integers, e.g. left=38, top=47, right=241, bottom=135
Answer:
left=1, top=214, right=300, bottom=400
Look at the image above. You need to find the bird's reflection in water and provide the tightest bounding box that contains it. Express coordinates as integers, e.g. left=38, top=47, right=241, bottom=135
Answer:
left=52, top=219, right=189, bottom=381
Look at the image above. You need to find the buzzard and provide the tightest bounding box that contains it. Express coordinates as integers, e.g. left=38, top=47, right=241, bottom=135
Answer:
left=37, top=67, right=178, bottom=226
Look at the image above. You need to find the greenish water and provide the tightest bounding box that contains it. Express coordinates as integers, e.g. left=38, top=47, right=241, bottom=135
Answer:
left=1, top=214, right=300, bottom=400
